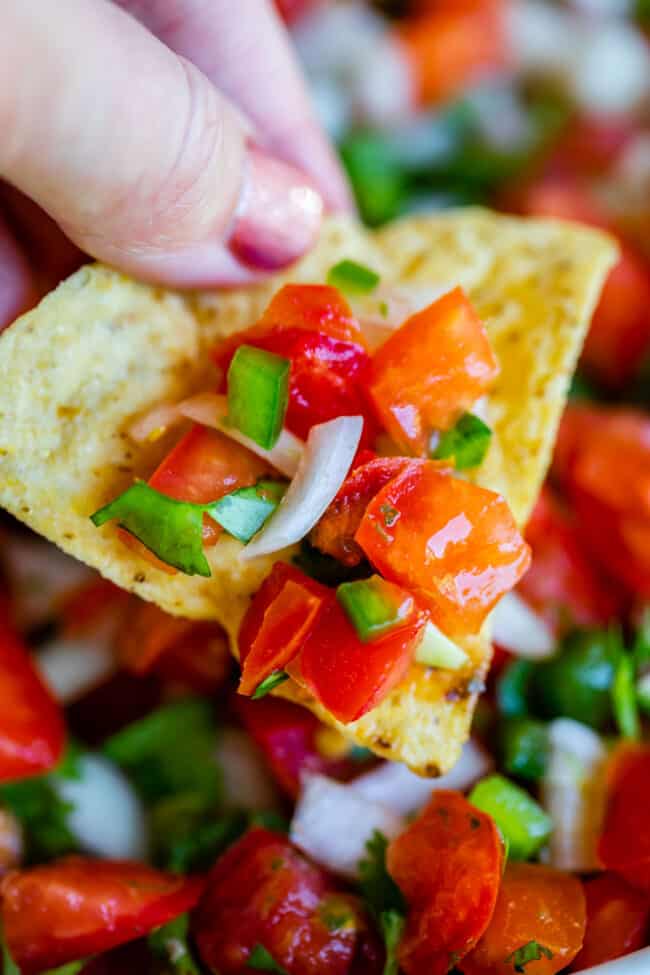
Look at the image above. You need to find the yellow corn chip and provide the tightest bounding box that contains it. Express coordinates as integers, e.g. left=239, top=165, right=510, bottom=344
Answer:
left=0, top=212, right=616, bottom=773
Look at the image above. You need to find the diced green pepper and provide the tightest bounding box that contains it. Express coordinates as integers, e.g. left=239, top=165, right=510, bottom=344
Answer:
left=469, top=774, right=552, bottom=861
left=414, top=621, right=468, bottom=670
left=227, top=345, right=290, bottom=449
left=340, top=133, right=405, bottom=227
left=252, top=670, right=289, bottom=699
left=613, top=654, right=640, bottom=740
left=148, top=913, right=201, bottom=974
left=432, top=412, right=492, bottom=470
left=337, top=576, right=413, bottom=643
left=498, top=718, right=549, bottom=783
left=531, top=628, right=619, bottom=730
left=92, top=479, right=284, bottom=575
left=497, top=659, right=535, bottom=718
left=327, top=259, right=380, bottom=296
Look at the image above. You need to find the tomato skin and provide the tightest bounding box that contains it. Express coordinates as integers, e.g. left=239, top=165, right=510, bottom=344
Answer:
left=599, top=745, right=650, bottom=892
left=0, top=857, right=204, bottom=974
left=519, top=487, right=621, bottom=631
left=296, top=595, right=426, bottom=723
left=0, top=606, right=65, bottom=782
left=213, top=285, right=378, bottom=445
left=356, top=462, right=530, bottom=636
left=569, top=873, right=650, bottom=971
left=236, top=696, right=363, bottom=798
left=310, top=456, right=418, bottom=566
left=459, top=862, right=586, bottom=975
left=368, top=287, right=498, bottom=455
left=396, top=0, right=508, bottom=108
left=192, top=828, right=382, bottom=975
left=387, top=791, right=503, bottom=975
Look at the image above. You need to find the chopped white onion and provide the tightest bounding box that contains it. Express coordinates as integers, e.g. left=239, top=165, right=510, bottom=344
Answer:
left=36, top=636, right=116, bottom=703
left=241, top=416, right=363, bottom=561
left=178, top=392, right=304, bottom=479
left=215, top=728, right=279, bottom=812
left=352, top=739, right=493, bottom=816
left=541, top=718, right=608, bottom=872
left=576, top=948, right=650, bottom=974
left=507, top=1, right=573, bottom=74
left=352, top=37, right=414, bottom=127
left=491, top=592, right=555, bottom=660
left=290, top=774, right=405, bottom=878
left=53, top=754, right=148, bottom=860
left=569, top=21, right=650, bottom=114
left=128, top=401, right=184, bottom=444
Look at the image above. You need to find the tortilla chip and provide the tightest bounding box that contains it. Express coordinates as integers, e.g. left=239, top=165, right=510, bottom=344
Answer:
left=0, top=212, right=616, bottom=773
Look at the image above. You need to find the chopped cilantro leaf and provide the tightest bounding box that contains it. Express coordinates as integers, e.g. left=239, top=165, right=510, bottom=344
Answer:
left=381, top=909, right=405, bottom=975
left=358, top=831, right=407, bottom=975
left=432, top=412, right=492, bottom=470
left=252, top=670, right=289, bottom=699
left=149, top=913, right=200, bottom=974
left=505, top=941, right=553, bottom=972
left=151, top=802, right=247, bottom=874
left=327, top=259, right=380, bottom=296
left=612, top=652, right=640, bottom=740
left=42, top=963, right=87, bottom=975
left=248, top=943, right=289, bottom=974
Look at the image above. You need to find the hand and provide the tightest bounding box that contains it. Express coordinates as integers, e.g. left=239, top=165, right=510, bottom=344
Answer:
left=0, top=0, right=352, bottom=329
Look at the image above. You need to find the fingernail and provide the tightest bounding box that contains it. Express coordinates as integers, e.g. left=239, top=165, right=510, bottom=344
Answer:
left=229, top=147, right=324, bottom=271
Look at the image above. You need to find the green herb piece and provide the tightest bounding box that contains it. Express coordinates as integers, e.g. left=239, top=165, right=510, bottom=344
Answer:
left=248, top=944, right=289, bottom=974
left=531, top=627, right=619, bottom=730
left=505, top=940, right=553, bottom=973
left=249, top=809, right=291, bottom=834
left=613, top=653, right=640, bottom=740
left=469, top=775, right=552, bottom=861
left=337, top=576, right=412, bottom=643
left=568, top=369, right=598, bottom=402
left=340, top=132, right=405, bottom=227
left=149, top=913, right=200, bottom=974
left=152, top=801, right=247, bottom=874
left=42, top=962, right=87, bottom=975
left=103, top=698, right=221, bottom=806
left=211, top=480, right=285, bottom=543
left=318, top=895, right=356, bottom=933
left=637, top=671, right=650, bottom=715
left=358, top=832, right=407, bottom=975
left=227, top=345, right=290, bottom=449
left=252, top=670, right=289, bottom=699
left=497, top=660, right=535, bottom=718
left=498, top=718, right=549, bottom=783
left=432, top=413, right=492, bottom=470
left=327, top=259, right=380, bottom=296
left=634, top=606, right=650, bottom=669
left=636, top=0, right=650, bottom=26
left=414, top=621, right=468, bottom=670
left=92, top=479, right=283, bottom=576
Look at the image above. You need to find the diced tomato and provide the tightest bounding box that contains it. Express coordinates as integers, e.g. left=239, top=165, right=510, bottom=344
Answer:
left=212, top=285, right=378, bottom=445
left=396, top=0, right=509, bottom=108
left=599, top=745, right=650, bottom=892
left=0, top=857, right=204, bottom=974
left=387, top=791, right=503, bottom=975
left=355, top=462, right=530, bottom=636
left=192, top=828, right=382, bottom=975
left=58, top=578, right=127, bottom=635
left=554, top=406, right=650, bottom=599
left=115, top=597, right=230, bottom=693
left=367, top=287, right=498, bottom=455
left=543, top=115, right=634, bottom=179
left=237, top=563, right=329, bottom=697
left=296, top=594, right=426, bottom=723
left=236, top=696, right=365, bottom=799
left=519, top=487, right=621, bottom=631
left=569, top=873, right=650, bottom=971
left=459, top=862, right=585, bottom=975
left=0, top=604, right=65, bottom=782
left=310, top=456, right=417, bottom=566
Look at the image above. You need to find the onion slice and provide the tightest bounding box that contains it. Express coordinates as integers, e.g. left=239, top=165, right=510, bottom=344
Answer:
left=179, top=392, right=304, bottom=479
left=37, top=636, right=116, bottom=703
left=128, top=401, right=184, bottom=444
left=491, top=591, right=555, bottom=659
left=290, top=774, right=405, bottom=878
left=241, top=415, right=363, bottom=561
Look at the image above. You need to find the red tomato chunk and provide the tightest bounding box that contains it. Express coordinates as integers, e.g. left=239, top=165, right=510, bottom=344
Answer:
left=599, top=745, right=650, bottom=892
left=570, top=873, right=650, bottom=971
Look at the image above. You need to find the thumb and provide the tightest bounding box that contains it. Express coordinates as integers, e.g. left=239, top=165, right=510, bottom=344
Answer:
left=0, top=0, right=323, bottom=286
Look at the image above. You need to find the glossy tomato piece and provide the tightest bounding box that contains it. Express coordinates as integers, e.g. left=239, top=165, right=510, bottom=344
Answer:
left=213, top=285, right=378, bottom=445
left=368, top=288, right=498, bottom=455
left=387, top=791, right=503, bottom=975
left=116, top=596, right=230, bottom=693
left=0, top=605, right=65, bottom=782
left=356, top=462, right=530, bottom=636
left=192, top=828, right=382, bottom=975
left=520, top=487, right=620, bottom=630
left=0, top=857, right=204, bottom=974
left=236, top=696, right=367, bottom=799
left=311, top=456, right=417, bottom=566
left=459, top=862, right=586, bottom=975
left=599, top=745, right=650, bottom=892
left=569, top=873, right=650, bottom=971
left=296, top=595, right=426, bottom=723
left=396, top=0, right=508, bottom=108
left=237, top=563, right=329, bottom=697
